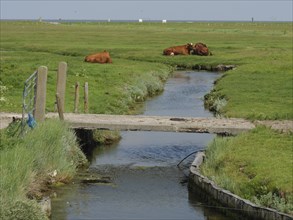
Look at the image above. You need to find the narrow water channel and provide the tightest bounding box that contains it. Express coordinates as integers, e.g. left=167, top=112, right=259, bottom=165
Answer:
left=51, top=71, right=235, bottom=220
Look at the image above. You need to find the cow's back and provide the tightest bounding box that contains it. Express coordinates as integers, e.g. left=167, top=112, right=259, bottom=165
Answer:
left=173, top=45, right=189, bottom=55
left=84, top=51, right=112, bottom=63
left=163, top=43, right=193, bottom=56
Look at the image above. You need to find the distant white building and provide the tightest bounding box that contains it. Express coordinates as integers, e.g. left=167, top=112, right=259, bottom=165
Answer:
left=162, top=20, right=167, bottom=23
left=138, top=19, right=143, bottom=23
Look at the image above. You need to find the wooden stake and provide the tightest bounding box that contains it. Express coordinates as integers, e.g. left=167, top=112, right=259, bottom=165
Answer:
left=56, top=62, right=67, bottom=112
left=84, top=82, right=89, bottom=113
left=74, top=82, right=80, bottom=113
left=56, top=93, right=64, bottom=120
left=34, top=66, right=48, bottom=122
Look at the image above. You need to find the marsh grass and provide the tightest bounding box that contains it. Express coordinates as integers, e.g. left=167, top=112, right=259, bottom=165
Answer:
left=1, top=21, right=292, bottom=217
left=0, top=119, right=87, bottom=219
left=201, top=126, right=293, bottom=213
left=210, top=63, right=293, bottom=119
left=0, top=21, right=292, bottom=119
left=0, top=199, right=48, bottom=220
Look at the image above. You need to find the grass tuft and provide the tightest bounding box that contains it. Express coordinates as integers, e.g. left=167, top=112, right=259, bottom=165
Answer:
left=0, top=119, right=87, bottom=218
left=201, top=126, right=293, bottom=214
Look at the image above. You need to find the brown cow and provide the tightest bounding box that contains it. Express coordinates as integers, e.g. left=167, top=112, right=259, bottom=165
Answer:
left=84, top=50, right=112, bottom=63
left=163, top=43, right=194, bottom=56
left=191, top=42, right=212, bottom=56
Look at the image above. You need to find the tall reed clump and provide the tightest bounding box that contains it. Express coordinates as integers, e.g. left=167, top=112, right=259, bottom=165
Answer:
left=201, top=126, right=293, bottom=214
left=0, top=119, right=87, bottom=220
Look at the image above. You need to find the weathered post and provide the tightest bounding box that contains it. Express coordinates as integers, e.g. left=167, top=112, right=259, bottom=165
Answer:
left=84, top=82, right=89, bottom=113
left=74, top=82, right=80, bottom=113
left=56, top=62, right=67, bottom=112
left=56, top=93, right=64, bottom=120
left=34, top=66, right=48, bottom=122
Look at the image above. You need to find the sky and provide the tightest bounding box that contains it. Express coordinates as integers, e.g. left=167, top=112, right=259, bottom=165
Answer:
left=1, top=0, right=292, bottom=22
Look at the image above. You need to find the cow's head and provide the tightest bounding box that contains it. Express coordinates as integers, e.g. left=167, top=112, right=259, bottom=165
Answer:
left=186, top=43, right=194, bottom=54
left=191, top=42, right=212, bottom=56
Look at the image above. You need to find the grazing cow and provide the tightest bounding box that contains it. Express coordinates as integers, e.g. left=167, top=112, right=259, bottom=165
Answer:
left=84, top=50, right=112, bottom=63
left=163, top=43, right=194, bottom=56
left=191, top=42, right=213, bottom=56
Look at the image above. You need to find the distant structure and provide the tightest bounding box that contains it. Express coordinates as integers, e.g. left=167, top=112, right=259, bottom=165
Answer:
left=38, top=17, right=42, bottom=22
left=138, top=19, right=143, bottom=23
left=162, top=20, right=167, bottom=23
left=108, top=18, right=111, bottom=22
left=251, top=17, right=254, bottom=22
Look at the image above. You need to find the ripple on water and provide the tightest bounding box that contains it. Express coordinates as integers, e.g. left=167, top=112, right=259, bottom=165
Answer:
left=51, top=71, right=237, bottom=220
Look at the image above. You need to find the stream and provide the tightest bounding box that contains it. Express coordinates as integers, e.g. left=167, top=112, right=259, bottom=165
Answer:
left=51, top=71, right=237, bottom=220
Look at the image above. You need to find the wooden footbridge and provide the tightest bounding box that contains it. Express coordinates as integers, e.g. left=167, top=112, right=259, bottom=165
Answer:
left=3, top=63, right=290, bottom=135
left=1, top=112, right=292, bottom=135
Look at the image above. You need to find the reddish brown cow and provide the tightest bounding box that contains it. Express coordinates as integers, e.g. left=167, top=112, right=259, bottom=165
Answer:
left=191, top=42, right=212, bottom=56
left=84, top=50, right=112, bottom=63
left=163, top=43, right=194, bottom=56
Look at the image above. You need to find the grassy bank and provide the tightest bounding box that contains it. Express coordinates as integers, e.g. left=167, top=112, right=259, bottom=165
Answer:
left=201, top=127, right=293, bottom=214
left=0, top=120, right=87, bottom=219
left=0, top=21, right=292, bottom=119
left=1, top=21, right=292, bottom=217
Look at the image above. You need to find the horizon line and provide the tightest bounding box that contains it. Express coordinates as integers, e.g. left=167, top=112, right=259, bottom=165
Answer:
left=1, top=18, right=292, bottom=23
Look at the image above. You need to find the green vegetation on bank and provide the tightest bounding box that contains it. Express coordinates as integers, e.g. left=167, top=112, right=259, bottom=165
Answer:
left=201, top=127, right=293, bottom=214
left=0, top=120, right=87, bottom=220
left=0, top=21, right=292, bottom=119
left=0, top=21, right=292, bottom=217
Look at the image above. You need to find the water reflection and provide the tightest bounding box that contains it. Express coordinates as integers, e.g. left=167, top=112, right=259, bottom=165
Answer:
left=143, top=71, right=220, bottom=117
left=91, top=131, right=214, bottom=167
left=51, top=71, right=238, bottom=220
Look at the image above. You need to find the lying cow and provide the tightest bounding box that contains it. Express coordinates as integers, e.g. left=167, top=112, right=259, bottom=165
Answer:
left=191, top=42, right=213, bottom=56
left=163, top=43, right=194, bottom=56
left=84, top=50, right=112, bottom=63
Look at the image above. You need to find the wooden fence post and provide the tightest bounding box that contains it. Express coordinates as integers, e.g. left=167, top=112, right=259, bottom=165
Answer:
left=56, top=93, right=64, bottom=120
left=34, top=66, right=48, bottom=122
left=74, top=82, right=79, bottom=113
left=84, top=82, right=88, bottom=113
left=56, top=62, right=67, bottom=112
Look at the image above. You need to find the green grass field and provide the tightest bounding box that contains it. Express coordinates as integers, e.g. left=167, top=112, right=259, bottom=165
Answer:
left=1, top=21, right=292, bottom=216
left=1, top=21, right=292, bottom=119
